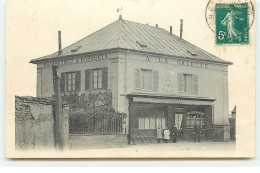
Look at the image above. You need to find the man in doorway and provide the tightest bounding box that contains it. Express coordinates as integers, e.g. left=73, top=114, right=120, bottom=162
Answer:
left=194, top=122, right=201, bottom=142
left=172, top=124, right=178, bottom=143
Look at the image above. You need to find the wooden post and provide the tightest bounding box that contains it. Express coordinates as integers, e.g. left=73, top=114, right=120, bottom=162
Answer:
left=52, top=65, right=63, bottom=151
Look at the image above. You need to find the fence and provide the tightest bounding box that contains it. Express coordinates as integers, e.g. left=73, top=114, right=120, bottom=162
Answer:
left=69, top=114, right=125, bottom=135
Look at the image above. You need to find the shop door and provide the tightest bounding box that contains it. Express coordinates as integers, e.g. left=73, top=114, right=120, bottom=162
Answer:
left=174, top=113, right=183, bottom=130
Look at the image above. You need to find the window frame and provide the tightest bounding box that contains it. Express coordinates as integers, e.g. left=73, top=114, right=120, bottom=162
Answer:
left=183, top=73, right=192, bottom=94
left=92, top=68, right=103, bottom=90
left=140, top=68, right=153, bottom=90
left=138, top=117, right=167, bottom=130
left=66, top=72, right=76, bottom=92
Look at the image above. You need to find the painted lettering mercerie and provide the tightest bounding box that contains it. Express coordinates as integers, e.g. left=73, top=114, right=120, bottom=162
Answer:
left=43, top=53, right=107, bottom=67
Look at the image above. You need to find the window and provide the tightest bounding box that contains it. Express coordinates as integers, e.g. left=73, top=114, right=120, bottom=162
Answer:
left=178, top=73, right=198, bottom=95
left=135, top=68, right=158, bottom=91
left=66, top=72, right=76, bottom=91
left=85, top=68, right=108, bottom=91
left=141, top=69, right=152, bottom=90
left=186, top=107, right=206, bottom=129
left=184, top=74, right=192, bottom=94
left=92, top=69, right=102, bottom=89
left=138, top=117, right=166, bottom=130
left=60, top=71, right=81, bottom=93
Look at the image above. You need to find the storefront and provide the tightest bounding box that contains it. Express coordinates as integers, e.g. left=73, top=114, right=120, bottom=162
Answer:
left=128, top=95, right=214, bottom=143
left=31, top=16, right=232, bottom=143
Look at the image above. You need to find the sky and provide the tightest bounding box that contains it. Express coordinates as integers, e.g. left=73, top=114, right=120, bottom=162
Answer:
left=6, top=0, right=256, bottom=113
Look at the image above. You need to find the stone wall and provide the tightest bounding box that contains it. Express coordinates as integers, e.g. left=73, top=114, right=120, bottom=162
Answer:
left=15, top=96, right=55, bottom=150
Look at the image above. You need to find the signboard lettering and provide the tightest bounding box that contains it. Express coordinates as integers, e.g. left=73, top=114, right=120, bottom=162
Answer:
left=177, top=60, right=208, bottom=68
left=43, top=53, right=107, bottom=67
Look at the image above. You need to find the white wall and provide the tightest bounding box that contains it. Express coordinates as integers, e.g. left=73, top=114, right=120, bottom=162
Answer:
left=117, top=51, right=230, bottom=125
left=35, top=50, right=230, bottom=127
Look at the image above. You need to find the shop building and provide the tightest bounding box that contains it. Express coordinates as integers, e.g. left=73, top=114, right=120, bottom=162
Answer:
left=30, top=16, right=232, bottom=143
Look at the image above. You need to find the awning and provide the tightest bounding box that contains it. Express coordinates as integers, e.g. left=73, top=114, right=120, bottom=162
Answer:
left=130, top=94, right=215, bottom=106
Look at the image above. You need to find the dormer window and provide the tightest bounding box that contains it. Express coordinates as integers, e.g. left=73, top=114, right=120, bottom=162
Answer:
left=71, top=46, right=82, bottom=52
left=136, top=41, right=147, bottom=48
left=187, top=50, right=197, bottom=56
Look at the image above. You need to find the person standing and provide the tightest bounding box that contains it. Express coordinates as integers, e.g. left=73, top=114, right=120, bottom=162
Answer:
left=163, top=126, right=170, bottom=143
left=194, top=122, right=201, bottom=142
left=156, top=126, right=163, bottom=143
left=172, top=124, right=178, bottom=143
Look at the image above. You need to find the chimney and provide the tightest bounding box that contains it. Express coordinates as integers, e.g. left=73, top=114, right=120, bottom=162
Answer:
left=156, top=24, right=158, bottom=27
left=180, top=19, right=183, bottom=39
left=170, top=26, right=172, bottom=35
left=58, top=31, right=62, bottom=54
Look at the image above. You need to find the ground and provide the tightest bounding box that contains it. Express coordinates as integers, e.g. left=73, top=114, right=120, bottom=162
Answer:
left=70, top=141, right=236, bottom=151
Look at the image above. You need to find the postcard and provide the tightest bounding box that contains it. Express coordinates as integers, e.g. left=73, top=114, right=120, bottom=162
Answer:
left=5, top=0, right=256, bottom=158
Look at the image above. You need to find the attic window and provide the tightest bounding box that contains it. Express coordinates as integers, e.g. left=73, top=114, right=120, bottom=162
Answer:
left=187, top=50, right=197, bottom=56
left=71, top=46, right=82, bottom=52
left=136, top=41, right=147, bottom=48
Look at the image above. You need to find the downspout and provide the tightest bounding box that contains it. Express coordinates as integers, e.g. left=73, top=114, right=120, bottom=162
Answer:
left=124, top=51, right=129, bottom=135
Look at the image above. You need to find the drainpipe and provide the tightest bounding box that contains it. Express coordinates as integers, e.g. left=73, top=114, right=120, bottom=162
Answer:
left=124, top=51, right=129, bottom=141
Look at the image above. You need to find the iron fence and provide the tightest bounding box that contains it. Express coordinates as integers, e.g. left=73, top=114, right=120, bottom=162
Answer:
left=69, top=115, right=125, bottom=135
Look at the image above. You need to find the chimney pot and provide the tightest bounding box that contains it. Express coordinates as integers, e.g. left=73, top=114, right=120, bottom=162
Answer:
left=170, top=26, right=172, bottom=35
left=58, top=31, right=62, bottom=54
left=156, top=24, right=158, bottom=27
left=180, top=19, right=183, bottom=39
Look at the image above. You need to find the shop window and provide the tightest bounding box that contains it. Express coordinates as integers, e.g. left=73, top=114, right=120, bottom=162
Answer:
left=60, top=71, right=81, bottom=93
left=186, top=108, right=206, bottom=129
left=138, top=117, right=166, bottom=130
left=85, top=67, right=108, bottom=91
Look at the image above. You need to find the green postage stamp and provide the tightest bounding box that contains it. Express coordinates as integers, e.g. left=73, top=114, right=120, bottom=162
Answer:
left=215, top=3, right=249, bottom=45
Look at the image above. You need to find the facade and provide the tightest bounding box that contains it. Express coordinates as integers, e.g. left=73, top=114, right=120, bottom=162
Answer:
left=30, top=16, right=232, bottom=142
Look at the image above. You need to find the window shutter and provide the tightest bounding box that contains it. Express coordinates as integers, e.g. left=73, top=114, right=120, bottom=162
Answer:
left=192, top=75, right=198, bottom=95
left=135, top=68, right=141, bottom=90
left=178, top=73, right=184, bottom=93
left=153, top=70, right=159, bottom=91
left=75, top=71, right=81, bottom=92
left=102, top=67, right=108, bottom=89
left=85, top=69, right=91, bottom=91
left=60, top=73, right=65, bottom=93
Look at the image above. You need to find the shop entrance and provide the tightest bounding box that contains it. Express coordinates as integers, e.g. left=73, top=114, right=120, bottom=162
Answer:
left=174, top=113, right=183, bottom=130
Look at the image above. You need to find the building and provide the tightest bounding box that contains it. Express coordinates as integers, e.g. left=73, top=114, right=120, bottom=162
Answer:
left=30, top=16, right=232, bottom=143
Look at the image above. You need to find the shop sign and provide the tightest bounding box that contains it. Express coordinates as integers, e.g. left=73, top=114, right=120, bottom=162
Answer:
left=187, top=111, right=205, bottom=116
left=175, top=107, right=184, bottom=112
left=43, top=53, right=107, bottom=67
left=177, top=59, right=208, bottom=69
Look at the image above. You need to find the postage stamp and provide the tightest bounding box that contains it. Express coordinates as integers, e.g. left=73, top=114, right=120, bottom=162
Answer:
left=215, top=3, right=249, bottom=45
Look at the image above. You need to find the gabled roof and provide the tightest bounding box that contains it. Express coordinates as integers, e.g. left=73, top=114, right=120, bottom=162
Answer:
left=30, top=17, right=232, bottom=65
